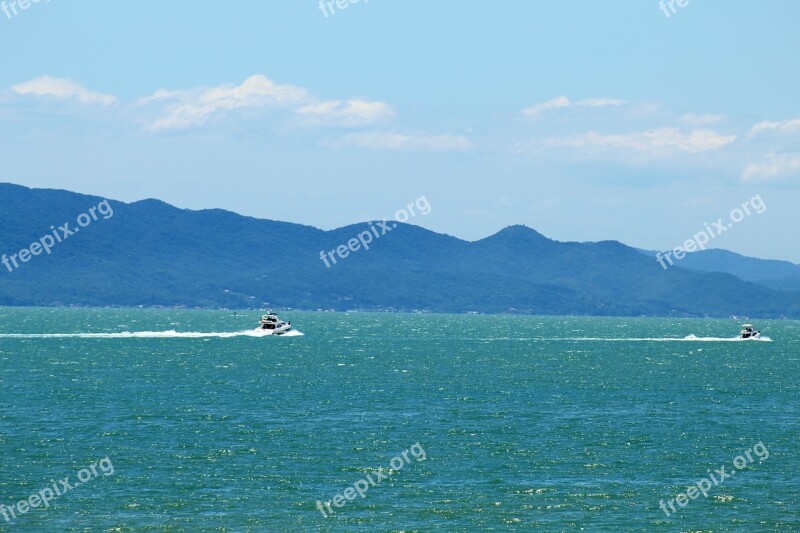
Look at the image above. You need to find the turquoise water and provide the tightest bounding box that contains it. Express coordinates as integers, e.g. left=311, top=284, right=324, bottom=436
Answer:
left=1, top=309, right=798, bottom=531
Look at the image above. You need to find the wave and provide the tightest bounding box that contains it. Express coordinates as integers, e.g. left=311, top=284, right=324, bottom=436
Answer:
left=0, top=329, right=304, bottom=339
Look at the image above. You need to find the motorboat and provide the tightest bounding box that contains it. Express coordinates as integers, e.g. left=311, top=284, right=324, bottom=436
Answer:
left=739, top=324, right=760, bottom=340
left=259, top=311, right=292, bottom=335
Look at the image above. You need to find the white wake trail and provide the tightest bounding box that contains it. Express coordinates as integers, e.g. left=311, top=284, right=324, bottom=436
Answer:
left=546, top=335, right=772, bottom=342
left=0, top=329, right=304, bottom=339
left=680, top=334, right=772, bottom=342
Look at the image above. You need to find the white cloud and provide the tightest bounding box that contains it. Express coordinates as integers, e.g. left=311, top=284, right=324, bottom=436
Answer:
left=681, top=113, right=726, bottom=126
left=522, top=96, right=625, bottom=117
left=12, top=76, right=117, bottom=106
left=748, top=117, right=800, bottom=137
left=136, top=89, right=186, bottom=106
left=523, top=128, right=736, bottom=156
left=296, top=99, right=394, bottom=127
left=522, top=96, right=571, bottom=116
left=140, top=74, right=393, bottom=131
left=579, top=97, right=627, bottom=107
left=325, top=132, right=473, bottom=152
left=742, top=153, right=800, bottom=182
left=143, top=75, right=310, bottom=131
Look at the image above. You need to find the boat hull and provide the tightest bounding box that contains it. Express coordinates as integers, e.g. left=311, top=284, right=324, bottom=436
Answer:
left=258, top=312, right=292, bottom=335
left=259, top=323, right=292, bottom=335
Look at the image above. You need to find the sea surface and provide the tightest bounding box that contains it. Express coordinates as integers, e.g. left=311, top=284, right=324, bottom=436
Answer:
left=0, top=308, right=798, bottom=532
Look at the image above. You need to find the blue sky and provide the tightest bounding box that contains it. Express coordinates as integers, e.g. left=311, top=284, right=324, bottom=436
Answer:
left=1, top=0, right=799, bottom=261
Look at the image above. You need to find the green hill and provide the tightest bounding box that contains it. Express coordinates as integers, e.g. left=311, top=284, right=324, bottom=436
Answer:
left=2, top=183, right=798, bottom=317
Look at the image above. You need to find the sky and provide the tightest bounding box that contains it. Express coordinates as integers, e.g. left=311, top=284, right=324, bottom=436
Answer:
left=1, top=0, right=799, bottom=261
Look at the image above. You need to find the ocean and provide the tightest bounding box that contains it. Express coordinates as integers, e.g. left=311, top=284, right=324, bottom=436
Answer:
left=1, top=308, right=797, bottom=531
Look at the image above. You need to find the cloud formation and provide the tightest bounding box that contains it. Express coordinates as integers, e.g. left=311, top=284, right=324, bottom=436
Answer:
left=742, top=153, right=800, bottom=182
left=136, top=75, right=393, bottom=131
left=12, top=76, right=117, bottom=106
left=139, top=75, right=393, bottom=131
left=748, top=117, right=800, bottom=137
left=296, top=99, right=394, bottom=127
left=522, top=96, right=625, bottom=117
left=6, top=75, right=474, bottom=150
left=521, top=128, right=736, bottom=156
left=325, top=132, right=473, bottom=152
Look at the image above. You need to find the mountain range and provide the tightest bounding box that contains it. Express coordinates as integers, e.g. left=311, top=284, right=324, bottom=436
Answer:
left=1, top=183, right=799, bottom=317
left=637, top=248, right=800, bottom=292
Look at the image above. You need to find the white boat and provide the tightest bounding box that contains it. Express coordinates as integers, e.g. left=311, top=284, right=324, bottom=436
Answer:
left=739, top=324, right=760, bottom=340
left=258, top=311, right=292, bottom=335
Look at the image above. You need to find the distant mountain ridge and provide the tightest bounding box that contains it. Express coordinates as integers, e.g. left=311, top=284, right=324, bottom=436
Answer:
left=1, top=183, right=799, bottom=317
left=637, top=248, right=800, bottom=292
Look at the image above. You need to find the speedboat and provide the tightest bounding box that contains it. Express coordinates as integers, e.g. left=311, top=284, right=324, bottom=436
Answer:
left=739, top=324, right=760, bottom=340
left=259, top=311, right=292, bottom=335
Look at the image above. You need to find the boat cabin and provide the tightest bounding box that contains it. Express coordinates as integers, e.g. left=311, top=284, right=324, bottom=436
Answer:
left=739, top=324, right=759, bottom=339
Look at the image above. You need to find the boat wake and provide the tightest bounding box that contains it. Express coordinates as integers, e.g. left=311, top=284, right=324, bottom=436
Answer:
left=0, top=329, right=304, bottom=339
left=548, top=335, right=773, bottom=342
left=681, top=334, right=772, bottom=342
